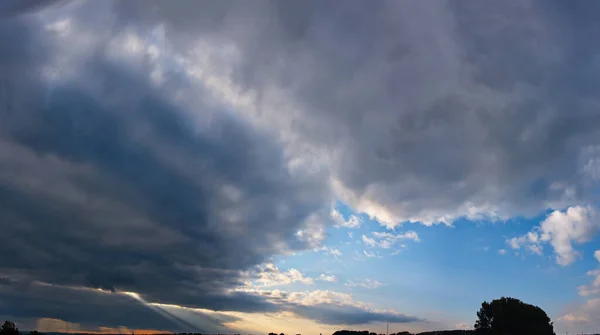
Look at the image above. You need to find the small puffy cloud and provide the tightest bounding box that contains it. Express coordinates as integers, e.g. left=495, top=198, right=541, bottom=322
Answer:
left=507, top=206, right=598, bottom=266
left=331, top=209, right=362, bottom=229
left=345, top=279, right=383, bottom=289
left=363, top=250, right=376, bottom=258
left=330, top=249, right=342, bottom=257
left=559, top=312, right=589, bottom=323
left=578, top=270, right=600, bottom=297
left=577, top=251, right=600, bottom=297
left=361, top=235, right=378, bottom=247
left=574, top=249, right=600, bottom=302
left=317, top=246, right=343, bottom=257
left=363, top=231, right=420, bottom=250
left=318, top=274, right=337, bottom=283
left=254, top=264, right=314, bottom=287
left=528, top=244, right=543, bottom=256
left=498, top=249, right=507, bottom=255
left=373, top=231, right=420, bottom=242
left=455, top=323, right=470, bottom=330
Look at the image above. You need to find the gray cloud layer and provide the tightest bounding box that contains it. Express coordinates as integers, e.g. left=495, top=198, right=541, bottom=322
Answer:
left=2, top=0, right=600, bottom=331
left=114, top=0, right=600, bottom=225
left=0, top=1, right=328, bottom=331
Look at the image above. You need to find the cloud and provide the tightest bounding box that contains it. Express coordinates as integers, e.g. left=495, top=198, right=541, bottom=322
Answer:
left=578, top=270, right=600, bottom=297
left=362, top=235, right=378, bottom=248
left=253, top=264, right=314, bottom=287
left=317, top=246, right=343, bottom=257
left=113, top=0, right=600, bottom=228
left=345, top=279, right=383, bottom=289
left=577, top=252, right=600, bottom=297
left=5, top=0, right=600, bottom=330
left=236, top=288, right=419, bottom=325
left=0, top=2, right=329, bottom=326
left=331, top=209, right=362, bottom=229
left=0, top=276, right=240, bottom=333
left=318, top=274, right=337, bottom=283
left=561, top=247, right=600, bottom=332
left=292, top=304, right=418, bottom=325
left=0, top=0, right=62, bottom=17
left=363, top=250, right=376, bottom=258
left=507, top=206, right=598, bottom=265
left=363, top=231, right=419, bottom=250
left=455, top=323, right=471, bottom=330
left=558, top=298, right=600, bottom=333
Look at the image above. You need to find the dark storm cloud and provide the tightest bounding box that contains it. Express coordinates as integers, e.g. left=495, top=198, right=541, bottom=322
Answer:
left=0, top=1, right=326, bottom=327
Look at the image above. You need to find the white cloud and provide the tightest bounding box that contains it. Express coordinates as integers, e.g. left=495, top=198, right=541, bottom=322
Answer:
left=528, top=244, right=543, bottom=256
left=361, top=235, right=377, bottom=247
left=348, top=232, right=353, bottom=239
left=498, top=249, right=506, bottom=255
left=331, top=209, right=362, bottom=229
left=558, top=298, right=600, bottom=333
left=373, top=231, right=420, bottom=242
left=318, top=274, right=337, bottom=283
left=578, top=270, right=600, bottom=297
left=577, top=252, right=600, bottom=297
left=317, top=246, right=343, bottom=257
left=561, top=247, right=600, bottom=332
left=346, top=279, right=383, bottom=289
left=455, top=323, right=470, bottom=330
left=363, top=231, right=420, bottom=251
left=363, top=250, right=376, bottom=258
left=507, top=206, right=598, bottom=266
left=255, top=263, right=314, bottom=287
left=559, top=312, right=590, bottom=323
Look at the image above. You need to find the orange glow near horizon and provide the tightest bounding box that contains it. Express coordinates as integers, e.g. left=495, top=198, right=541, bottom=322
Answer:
left=35, top=318, right=173, bottom=335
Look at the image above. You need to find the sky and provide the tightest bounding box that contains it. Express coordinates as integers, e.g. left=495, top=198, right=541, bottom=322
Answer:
left=1, top=0, right=600, bottom=334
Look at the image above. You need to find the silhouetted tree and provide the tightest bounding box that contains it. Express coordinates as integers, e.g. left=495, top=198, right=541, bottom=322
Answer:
left=474, top=297, right=555, bottom=335
left=0, top=321, right=19, bottom=335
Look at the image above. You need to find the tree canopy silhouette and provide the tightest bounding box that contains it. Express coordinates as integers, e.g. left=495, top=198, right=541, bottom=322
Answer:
left=0, top=321, right=19, bottom=335
left=474, top=297, right=555, bottom=335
